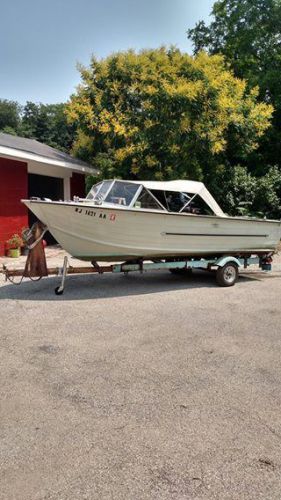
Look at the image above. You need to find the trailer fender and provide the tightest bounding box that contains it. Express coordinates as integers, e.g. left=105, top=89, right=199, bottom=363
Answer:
left=215, top=256, right=241, bottom=268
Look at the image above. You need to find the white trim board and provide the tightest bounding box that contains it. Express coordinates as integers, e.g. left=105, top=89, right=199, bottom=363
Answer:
left=28, top=161, right=72, bottom=179
left=0, top=146, right=93, bottom=174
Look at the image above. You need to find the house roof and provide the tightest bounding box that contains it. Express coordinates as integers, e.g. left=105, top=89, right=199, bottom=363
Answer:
left=0, top=132, right=95, bottom=174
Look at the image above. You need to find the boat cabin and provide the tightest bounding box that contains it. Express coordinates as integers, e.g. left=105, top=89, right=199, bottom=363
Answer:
left=86, top=179, right=225, bottom=217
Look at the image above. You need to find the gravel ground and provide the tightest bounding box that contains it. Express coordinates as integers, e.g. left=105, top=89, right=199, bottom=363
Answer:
left=1, top=249, right=281, bottom=499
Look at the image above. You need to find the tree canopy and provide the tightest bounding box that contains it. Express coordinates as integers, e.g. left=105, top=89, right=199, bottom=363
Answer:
left=0, top=100, right=76, bottom=152
left=188, top=0, right=281, bottom=170
left=20, top=101, right=76, bottom=152
left=0, top=99, right=22, bottom=134
left=188, top=0, right=281, bottom=105
left=67, top=47, right=272, bottom=202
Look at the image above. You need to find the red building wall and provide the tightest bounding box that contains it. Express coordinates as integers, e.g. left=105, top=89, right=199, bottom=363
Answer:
left=70, top=172, right=86, bottom=198
left=0, top=157, right=28, bottom=256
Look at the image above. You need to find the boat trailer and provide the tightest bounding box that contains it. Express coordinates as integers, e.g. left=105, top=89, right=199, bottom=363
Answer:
left=1, top=223, right=274, bottom=295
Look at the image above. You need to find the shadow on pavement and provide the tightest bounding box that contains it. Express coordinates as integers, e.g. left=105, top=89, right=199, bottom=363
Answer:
left=0, top=269, right=267, bottom=301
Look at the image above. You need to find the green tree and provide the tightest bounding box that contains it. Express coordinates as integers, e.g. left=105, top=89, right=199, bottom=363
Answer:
left=0, top=99, right=22, bottom=134
left=67, top=47, right=272, bottom=204
left=21, top=102, right=76, bottom=152
left=188, top=0, right=281, bottom=169
left=0, top=98, right=76, bottom=152
left=188, top=0, right=281, bottom=101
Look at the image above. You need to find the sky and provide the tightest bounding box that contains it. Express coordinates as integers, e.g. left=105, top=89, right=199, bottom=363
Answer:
left=0, top=0, right=214, bottom=105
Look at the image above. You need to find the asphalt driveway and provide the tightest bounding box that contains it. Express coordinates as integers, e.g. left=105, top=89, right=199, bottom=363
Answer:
left=1, top=252, right=281, bottom=499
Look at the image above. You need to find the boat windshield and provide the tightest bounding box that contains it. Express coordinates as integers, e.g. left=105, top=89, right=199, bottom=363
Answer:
left=87, top=180, right=140, bottom=206
left=86, top=181, right=215, bottom=214
left=86, top=181, right=112, bottom=201
left=104, top=181, right=140, bottom=206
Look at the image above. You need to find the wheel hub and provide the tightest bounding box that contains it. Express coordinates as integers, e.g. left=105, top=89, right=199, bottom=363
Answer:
left=223, top=266, right=236, bottom=283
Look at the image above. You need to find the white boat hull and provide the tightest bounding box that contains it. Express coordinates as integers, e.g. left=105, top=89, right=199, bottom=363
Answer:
left=23, top=200, right=281, bottom=261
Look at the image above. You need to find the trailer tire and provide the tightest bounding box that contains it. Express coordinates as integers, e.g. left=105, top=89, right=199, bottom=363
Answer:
left=216, top=263, right=238, bottom=287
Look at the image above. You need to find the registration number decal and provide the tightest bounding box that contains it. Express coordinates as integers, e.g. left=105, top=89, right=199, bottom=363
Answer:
left=74, top=207, right=116, bottom=222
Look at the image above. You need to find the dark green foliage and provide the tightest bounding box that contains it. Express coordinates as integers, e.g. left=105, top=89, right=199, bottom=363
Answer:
left=1, top=125, right=18, bottom=136
left=222, top=165, right=281, bottom=219
left=0, top=99, right=22, bottom=133
left=0, top=99, right=76, bottom=153
left=20, top=102, right=76, bottom=152
left=254, top=166, right=281, bottom=218
left=188, top=0, right=281, bottom=105
left=188, top=0, right=281, bottom=218
left=223, top=165, right=257, bottom=216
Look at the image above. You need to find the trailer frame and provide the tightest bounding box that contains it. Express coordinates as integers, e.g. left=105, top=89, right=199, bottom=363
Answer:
left=51, top=253, right=272, bottom=295
left=1, top=251, right=273, bottom=295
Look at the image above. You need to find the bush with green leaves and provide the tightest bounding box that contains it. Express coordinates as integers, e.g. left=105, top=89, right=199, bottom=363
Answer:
left=223, top=165, right=257, bottom=216
left=222, top=165, right=281, bottom=219
left=254, top=167, right=281, bottom=219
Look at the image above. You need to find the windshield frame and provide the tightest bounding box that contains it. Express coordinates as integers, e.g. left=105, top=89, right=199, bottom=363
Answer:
left=86, top=180, right=215, bottom=214
left=86, top=180, right=114, bottom=201
left=179, top=193, right=198, bottom=213
left=87, top=180, right=143, bottom=207
left=104, top=180, right=142, bottom=207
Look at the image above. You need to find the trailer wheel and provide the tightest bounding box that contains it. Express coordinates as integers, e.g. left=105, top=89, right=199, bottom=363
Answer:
left=216, top=263, right=238, bottom=287
left=55, top=286, right=64, bottom=295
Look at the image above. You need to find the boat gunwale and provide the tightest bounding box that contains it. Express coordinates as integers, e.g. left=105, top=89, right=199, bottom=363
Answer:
left=22, top=199, right=281, bottom=225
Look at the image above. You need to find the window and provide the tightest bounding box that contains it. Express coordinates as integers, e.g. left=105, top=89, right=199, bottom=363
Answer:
left=150, top=190, right=168, bottom=210
left=95, top=181, right=113, bottom=201
left=86, top=182, right=102, bottom=200
left=133, top=188, right=164, bottom=210
left=181, top=194, right=214, bottom=215
left=105, top=181, right=140, bottom=206
left=86, top=181, right=112, bottom=201
left=164, top=191, right=191, bottom=212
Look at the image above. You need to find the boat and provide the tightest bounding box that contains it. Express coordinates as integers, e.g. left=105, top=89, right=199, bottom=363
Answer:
left=22, top=179, right=281, bottom=262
